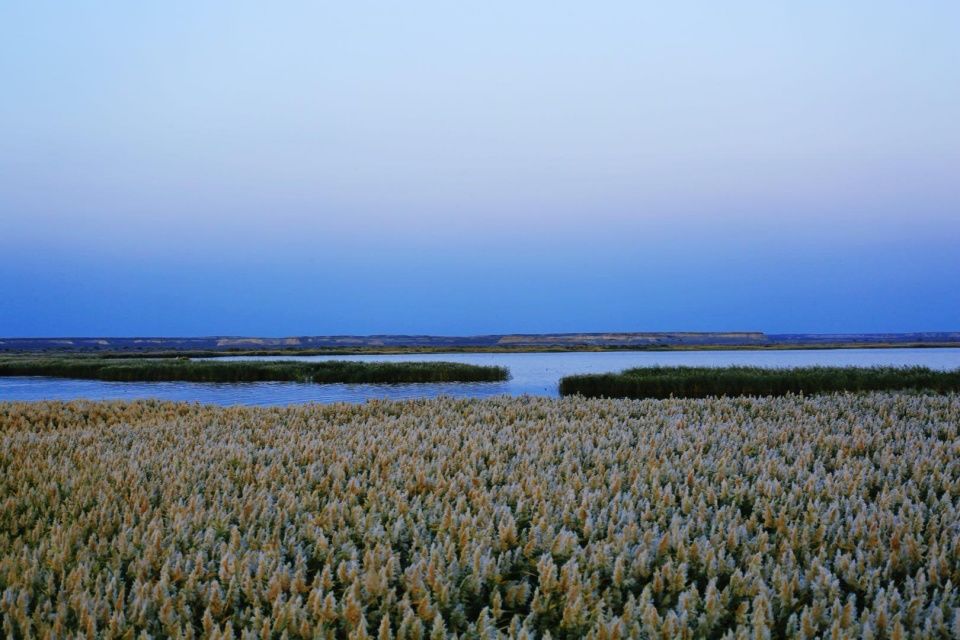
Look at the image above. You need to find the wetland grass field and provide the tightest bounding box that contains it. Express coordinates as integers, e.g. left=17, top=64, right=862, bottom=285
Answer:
left=2, top=393, right=959, bottom=638
left=560, top=366, right=960, bottom=400
left=0, top=357, right=508, bottom=385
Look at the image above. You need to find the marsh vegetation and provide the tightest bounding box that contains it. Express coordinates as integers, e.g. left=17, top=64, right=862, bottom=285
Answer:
left=0, top=356, right=508, bottom=384
left=559, top=365, right=960, bottom=399
left=2, top=394, right=959, bottom=637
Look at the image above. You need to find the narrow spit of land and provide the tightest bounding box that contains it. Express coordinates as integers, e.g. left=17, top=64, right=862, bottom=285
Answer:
left=560, top=365, right=960, bottom=398
left=0, top=356, right=508, bottom=384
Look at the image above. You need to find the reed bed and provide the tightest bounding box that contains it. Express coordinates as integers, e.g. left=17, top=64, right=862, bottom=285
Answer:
left=0, top=357, right=508, bottom=384
left=1, top=394, right=959, bottom=638
left=559, top=365, right=960, bottom=399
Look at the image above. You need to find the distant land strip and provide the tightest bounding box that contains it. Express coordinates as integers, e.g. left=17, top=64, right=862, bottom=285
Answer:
left=1, top=332, right=959, bottom=354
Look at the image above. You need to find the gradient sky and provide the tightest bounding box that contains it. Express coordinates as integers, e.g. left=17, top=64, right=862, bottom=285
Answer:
left=2, top=1, right=958, bottom=337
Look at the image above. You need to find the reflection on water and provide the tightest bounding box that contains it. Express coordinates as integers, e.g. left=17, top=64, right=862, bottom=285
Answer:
left=2, top=348, right=959, bottom=406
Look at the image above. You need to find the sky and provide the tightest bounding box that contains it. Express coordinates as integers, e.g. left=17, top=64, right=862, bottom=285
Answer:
left=1, top=1, right=958, bottom=337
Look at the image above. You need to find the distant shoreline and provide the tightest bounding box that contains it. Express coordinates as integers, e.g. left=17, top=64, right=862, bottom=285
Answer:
left=189, top=341, right=960, bottom=358
left=2, top=332, right=959, bottom=356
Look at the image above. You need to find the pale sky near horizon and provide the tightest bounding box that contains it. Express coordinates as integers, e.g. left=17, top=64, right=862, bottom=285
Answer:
left=2, top=1, right=958, bottom=336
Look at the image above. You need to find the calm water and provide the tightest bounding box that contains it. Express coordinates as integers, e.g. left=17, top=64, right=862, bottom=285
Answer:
left=2, top=348, right=959, bottom=406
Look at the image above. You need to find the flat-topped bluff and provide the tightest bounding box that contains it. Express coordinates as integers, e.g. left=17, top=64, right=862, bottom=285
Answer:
left=493, top=332, right=766, bottom=346
left=1, top=332, right=959, bottom=353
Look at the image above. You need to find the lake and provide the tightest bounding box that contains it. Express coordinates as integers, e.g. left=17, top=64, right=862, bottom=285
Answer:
left=2, top=348, right=959, bottom=406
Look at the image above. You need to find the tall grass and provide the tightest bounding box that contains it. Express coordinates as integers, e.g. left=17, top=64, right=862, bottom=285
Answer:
left=0, top=356, right=508, bottom=384
left=2, top=394, right=959, bottom=637
left=559, top=365, right=960, bottom=399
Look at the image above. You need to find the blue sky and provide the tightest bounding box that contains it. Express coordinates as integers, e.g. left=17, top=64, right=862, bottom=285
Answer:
left=2, top=1, right=958, bottom=336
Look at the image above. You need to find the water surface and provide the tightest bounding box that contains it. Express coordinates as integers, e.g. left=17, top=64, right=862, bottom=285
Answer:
left=1, top=348, right=958, bottom=406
